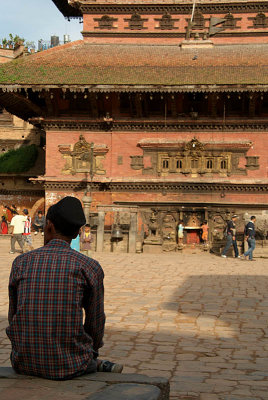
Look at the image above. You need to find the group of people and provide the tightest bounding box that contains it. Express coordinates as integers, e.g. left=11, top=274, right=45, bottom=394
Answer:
left=8, top=209, right=45, bottom=254
left=221, top=214, right=256, bottom=261
left=4, top=205, right=94, bottom=256
left=177, top=219, right=209, bottom=246
left=177, top=215, right=256, bottom=260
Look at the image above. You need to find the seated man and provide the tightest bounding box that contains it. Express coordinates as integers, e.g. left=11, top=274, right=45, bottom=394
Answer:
left=6, top=196, right=122, bottom=380
left=32, top=210, right=45, bottom=235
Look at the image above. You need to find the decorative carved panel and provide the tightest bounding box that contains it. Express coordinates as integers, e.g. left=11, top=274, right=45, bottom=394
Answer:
left=124, top=14, right=148, bottom=30
left=192, top=10, right=205, bottom=29
left=94, top=15, right=118, bottom=30
left=245, top=156, right=260, bottom=170
left=249, top=13, right=268, bottom=28
left=223, top=13, right=241, bottom=29
left=130, top=155, right=144, bottom=170
left=138, top=138, right=253, bottom=177
left=58, top=135, right=108, bottom=175
left=155, top=13, right=179, bottom=30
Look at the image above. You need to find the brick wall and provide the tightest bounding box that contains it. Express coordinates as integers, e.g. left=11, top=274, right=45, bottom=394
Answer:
left=83, top=11, right=268, bottom=44
left=46, top=130, right=268, bottom=180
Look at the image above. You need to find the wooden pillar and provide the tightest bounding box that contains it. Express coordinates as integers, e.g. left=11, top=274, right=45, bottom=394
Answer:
left=135, top=93, right=143, bottom=118
left=90, top=93, right=98, bottom=118
left=128, top=212, right=137, bottom=253
left=170, top=95, right=177, bottom=117
left=209, top=93, right=218, bottom=117
left=96, top=211, right=105, bottom=252
left=249, top=94, right=256, bottom=118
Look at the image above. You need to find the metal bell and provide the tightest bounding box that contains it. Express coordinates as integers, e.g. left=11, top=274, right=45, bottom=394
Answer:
left=111, top=224, right=123, bottom=240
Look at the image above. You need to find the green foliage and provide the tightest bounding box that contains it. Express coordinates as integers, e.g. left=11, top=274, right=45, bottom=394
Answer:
left=1, top=34, right=25, bottom=47
left=0, top=145, right=38, bottom=173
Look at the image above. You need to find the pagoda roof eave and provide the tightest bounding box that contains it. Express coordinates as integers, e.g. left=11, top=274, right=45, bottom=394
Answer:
left=1, top=84, right=268, bottom=93
left=52, top=0, right=82, bottom=17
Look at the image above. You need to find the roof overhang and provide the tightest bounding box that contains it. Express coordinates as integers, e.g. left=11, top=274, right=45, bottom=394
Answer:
left=1, top=84, right=268, bottom=93
left=52, top=0, right=82, bottom=18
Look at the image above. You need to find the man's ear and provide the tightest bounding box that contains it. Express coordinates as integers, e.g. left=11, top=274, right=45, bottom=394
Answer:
left=46, top=219, right=56, bottom=234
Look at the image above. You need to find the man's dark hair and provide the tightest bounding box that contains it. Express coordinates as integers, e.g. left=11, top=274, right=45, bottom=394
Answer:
left=38, top=211, right=43, bottom=214
left=250, top=216, right=256, bottom=220
left=85, top=224, right=91, bottom=228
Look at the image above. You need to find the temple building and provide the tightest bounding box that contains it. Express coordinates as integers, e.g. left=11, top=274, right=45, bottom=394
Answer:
left=0, top=0, right=267, bottom=253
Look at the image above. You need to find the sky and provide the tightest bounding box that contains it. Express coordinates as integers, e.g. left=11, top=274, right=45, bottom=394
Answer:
left=0, top=0, right=82, bottom=47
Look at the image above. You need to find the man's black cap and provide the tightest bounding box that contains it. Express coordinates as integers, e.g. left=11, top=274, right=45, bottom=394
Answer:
left=46, top=196, right=86, bottom=236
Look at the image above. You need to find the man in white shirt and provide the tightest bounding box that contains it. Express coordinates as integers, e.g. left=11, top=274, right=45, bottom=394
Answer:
left=10, top=211, right=27, bottom=254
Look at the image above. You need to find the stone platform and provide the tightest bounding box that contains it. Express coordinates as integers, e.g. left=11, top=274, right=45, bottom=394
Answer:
left=0, top=367, right=169, bottom=400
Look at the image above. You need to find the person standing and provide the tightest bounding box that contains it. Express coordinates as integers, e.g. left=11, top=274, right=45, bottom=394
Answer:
left=33, top=211, right=45, bottom=235
left=178, top=220, right=184, bottom=246
left=242, top=216, right=256, bottom=261
left=221, top=215, right=240, bottom=258
left=22, top=209, right=34, bottom=252
left=80, top=224, right=93, bottom=257
left=1, top=216, right=8, bottom=234
left=9, top=211, right=27, bottom=254
left=201, top=220, right=209, bottom=246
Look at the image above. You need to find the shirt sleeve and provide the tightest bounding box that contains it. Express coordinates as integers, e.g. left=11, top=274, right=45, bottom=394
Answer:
left=83, top=262, right=105, bottom=352
left=8, top=258, right=19, bottom=324
left=10, top=217, right=15, bottom=227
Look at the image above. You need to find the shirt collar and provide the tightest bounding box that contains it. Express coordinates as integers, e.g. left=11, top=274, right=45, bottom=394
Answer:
left=46, top=239, right=71, bottom=249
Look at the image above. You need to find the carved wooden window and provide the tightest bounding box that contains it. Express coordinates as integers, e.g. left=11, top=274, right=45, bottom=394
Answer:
left=224, top=14, right=236, bottom=29
left=192, top=11, right=205, bottom=29
left=125, top=14, right=148, bottom=30
left=94, top=15, right=117, bottom=30
left=252, top=13, right=268, bottom=28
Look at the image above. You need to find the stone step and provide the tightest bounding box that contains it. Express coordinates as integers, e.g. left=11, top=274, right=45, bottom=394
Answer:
left=0, top=367, right=170, bottom=400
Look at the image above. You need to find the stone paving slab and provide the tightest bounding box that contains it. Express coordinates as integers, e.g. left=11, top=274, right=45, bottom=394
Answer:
left=0, top=235, right=268, bottom=399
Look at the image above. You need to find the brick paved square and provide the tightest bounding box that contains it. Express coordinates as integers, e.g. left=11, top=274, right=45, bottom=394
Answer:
left=0, top=235, right=267, bottom=399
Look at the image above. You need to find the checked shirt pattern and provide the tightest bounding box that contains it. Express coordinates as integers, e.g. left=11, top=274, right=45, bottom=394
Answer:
left=6, top=239, right=105, bottom=380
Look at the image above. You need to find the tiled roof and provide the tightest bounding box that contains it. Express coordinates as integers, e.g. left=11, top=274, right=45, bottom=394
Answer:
left=0, top=41, right=267, bottom=88
left=67, top=0, right=266, bottom=4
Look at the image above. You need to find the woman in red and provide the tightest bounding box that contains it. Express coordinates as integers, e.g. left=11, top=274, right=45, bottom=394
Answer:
left=1, top=216, right=8, bottom=234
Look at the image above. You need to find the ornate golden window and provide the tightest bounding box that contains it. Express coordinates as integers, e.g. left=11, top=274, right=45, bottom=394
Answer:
left=206, top=159, right=213, bottom=170
left=220, top=159, right=228, bottom=170
left=162, top=159, right=169, bottom=170
left=176, top=159, right=183, bottom=170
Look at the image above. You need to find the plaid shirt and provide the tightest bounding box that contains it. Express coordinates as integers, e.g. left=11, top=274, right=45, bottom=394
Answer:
left=6, top=239, right=105, bottom=380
